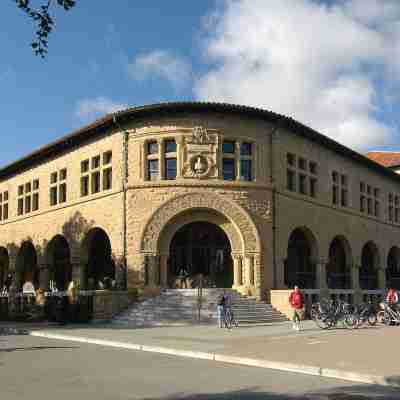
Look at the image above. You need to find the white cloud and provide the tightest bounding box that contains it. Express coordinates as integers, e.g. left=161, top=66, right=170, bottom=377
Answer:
left=129, top=50, right=192, bottom=91
left=195, top=0, right=400, bottom=151
left=76, top=97, right=128, bottom=119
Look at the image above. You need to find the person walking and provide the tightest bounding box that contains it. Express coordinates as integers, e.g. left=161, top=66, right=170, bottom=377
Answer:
left=386, top=286, right=399, bottom=312
left=217, top=292, right=225, bottom=328
left=289, top=285, right=304, bottom=331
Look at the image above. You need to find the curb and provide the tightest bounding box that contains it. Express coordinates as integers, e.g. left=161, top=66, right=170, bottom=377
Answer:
left=20, top=330, right=397, bottom=388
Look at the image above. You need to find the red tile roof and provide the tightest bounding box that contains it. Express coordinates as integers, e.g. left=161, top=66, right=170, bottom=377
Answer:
left=365, top=152, right=400, bottom=168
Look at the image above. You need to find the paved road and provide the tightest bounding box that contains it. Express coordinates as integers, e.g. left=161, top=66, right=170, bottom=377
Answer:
left=0, top=335, right=399, bottom=400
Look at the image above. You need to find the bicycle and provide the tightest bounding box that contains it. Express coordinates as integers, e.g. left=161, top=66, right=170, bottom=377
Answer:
left=312, top=299, right=356, bottom=329
left=353, top=302, right=377, bottom=328
left=223, top=306, right=238, bottom=329
left=381, top=303, right=400, bottom=326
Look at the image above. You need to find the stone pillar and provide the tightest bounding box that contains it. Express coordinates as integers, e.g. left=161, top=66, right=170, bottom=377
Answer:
left=158, top=139, right=164, bottom=179
left=253, top=253, right=263, bottom=300
left=351, top=262, right=362, bottom=304
left=316, top=258, right=329, bottom=299
left=146, top=254, right=160, bottom=287
left=244, top=255, right=254, bottom=286
left=378, top=268, right=387, bottom=290
left=233, top=255, right=242, bottom=287
left=160, top=254, right=169, bottom=288
left=127, top=253, right=146, bottom=290
left=176, top=136, right=184, bottom=179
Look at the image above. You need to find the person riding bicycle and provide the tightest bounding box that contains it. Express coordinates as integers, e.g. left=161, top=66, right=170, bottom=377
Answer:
left=289, top=285, right=304, bottom=331
left=386, top=287, right=399, bottom=312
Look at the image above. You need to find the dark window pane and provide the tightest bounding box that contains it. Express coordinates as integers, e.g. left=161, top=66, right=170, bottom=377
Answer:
left=92, top=155, right=100, bottom=169
left=103, top=168, right=112, bottom=190
left=18, top=185, right=24, bottom=196
left=0, top=193, right=2, bottom=203
left=396, top=208, right=399, bottom=223
left=367, top=198, right=372, bottom=214
left=60, top=169, right=67, bottom=181
left=3, top=204, right=8, bottom=220
left=91, top=171, right=100, bottom=193
left=389, top=193, right=393, bottom=203
left=332, top=171, right=338, bottom=183
left=18, top=199, right=24, bottom=215
left=25, top=182, right=31, bottom=193
left=240, top=142, right=252, bottom=156
left=360, top=182, right=365, bottom=192
left=223, top=158, right=236, bottom=180
left=0, top=206, right=2, bottom=221
left=240, top=159, right=252, bottom=181
left=298, top=158, right=306, bottom=170
left=25, top=196, right=31, bottom=213
left=310, top=177, right=317, bottom=197
left=389, top=206, right=393, bottom=221
left=309, top=162, right=317, bottom=174
left=59, top=183, right=67, bottom=203
left=103, top=151, right=112, bottom=165
left=333, top=185, right=338, bottom=204
left=360, top=196, right=365, bottom=212
left=81, top=176, right=89, bottom=197
left=299, top=174, right=307, bottom=194
left=165, top=140, right=176, bottom=153
left=50, top=172, right=57, bottom=184
left=81, top=160, right=89, bottom=173
left=147, top=141, right=158, bottom=155
left=287, top=153, right=295, bottom=166
left=148, top=159, right=159, bottom=181
left=32, top=193, right=39, bottom=211
left=341, top=189, right=347, bottom=207
left=375, top=201, right=380, bottom=217
left=3, top=191, right=8, bottom=201
left=50, top=187, right=57, bottom=206
left=374, top=188, right=379, bottom=198
left=165, top=158, right=177, bottom=180
left=287, top=170, right=295, bottom=191
left=223, top=141, right=235, bottom=154
left=33, top=180, right=39, bottom=190
left=341, top=175, right=347, bottom=186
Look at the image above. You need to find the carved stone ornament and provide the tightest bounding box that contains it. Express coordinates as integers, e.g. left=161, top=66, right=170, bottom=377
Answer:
left=190, top=126, right=211, bottom=145
left=183, top=154, right=215, bottom=179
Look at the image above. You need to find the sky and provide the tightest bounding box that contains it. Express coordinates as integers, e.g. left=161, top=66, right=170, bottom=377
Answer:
left=1, top=0, right=400, bottom=167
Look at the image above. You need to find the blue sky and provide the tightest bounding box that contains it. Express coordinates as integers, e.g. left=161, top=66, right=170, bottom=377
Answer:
left=1, top=0, right=400, bottom=167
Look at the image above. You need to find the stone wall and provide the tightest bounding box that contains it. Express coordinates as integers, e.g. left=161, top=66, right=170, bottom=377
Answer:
left=92, top=290, right=132, bottom=321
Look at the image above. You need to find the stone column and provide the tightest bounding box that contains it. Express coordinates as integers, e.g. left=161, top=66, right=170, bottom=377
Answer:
left=316, top=258, right=329, bottom=300
left=176, top=136, right=184, bottom=179
left=233, top=255, right=242, bottom=287
left=253, top=253, right=263, bottom=300
left=244, top=255, right=254, bottom=286
left=378, top=267, right=387, bottom=290
left=146, top=254, right=160, bottom=287
left=158, top=139, right=164, bottom=179
left=160, top=254, right=169, bottom=288
left=351, top=262, right=362, bottom=304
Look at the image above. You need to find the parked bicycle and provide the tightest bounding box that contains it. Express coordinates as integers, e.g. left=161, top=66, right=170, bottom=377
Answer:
left=380, top=302, right=400, bottom=326
left=353, top=302, right=378, bottom=328
left=224, top=306, right=238, bottom=329
left=312, top=299, right=356, bottom=329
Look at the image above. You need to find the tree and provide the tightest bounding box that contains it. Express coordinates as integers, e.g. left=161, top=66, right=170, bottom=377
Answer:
left=15, top=0, right=76, bottom=57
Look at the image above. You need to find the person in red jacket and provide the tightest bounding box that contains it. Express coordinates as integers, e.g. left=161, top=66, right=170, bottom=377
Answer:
left=386, top=287, right=399, bottom=312
left=289, top=286, right=304, bottom=331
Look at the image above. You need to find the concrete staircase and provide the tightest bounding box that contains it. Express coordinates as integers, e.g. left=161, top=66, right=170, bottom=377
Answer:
left=113, top=289, right=287, bottom=327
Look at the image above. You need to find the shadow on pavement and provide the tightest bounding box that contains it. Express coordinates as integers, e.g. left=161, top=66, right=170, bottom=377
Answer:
left=140, top=384, right=400, bottom=399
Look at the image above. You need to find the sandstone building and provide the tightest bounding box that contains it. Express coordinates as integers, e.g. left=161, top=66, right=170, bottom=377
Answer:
left=0, top=102, right=400, bottom=309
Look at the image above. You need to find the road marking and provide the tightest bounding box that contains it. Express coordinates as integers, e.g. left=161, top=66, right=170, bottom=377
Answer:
left=307, top=340, right=326, bottom=345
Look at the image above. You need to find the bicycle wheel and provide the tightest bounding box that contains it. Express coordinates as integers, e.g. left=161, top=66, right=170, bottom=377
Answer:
left=313, top=313, right=330, bottom=329
left=377, top=310, right=385, bottom=324
left=367, top=313, right=377, bottom=326
left=383, top=313, right=392, bottom=326
left=343, top=314, right=357, bottom=329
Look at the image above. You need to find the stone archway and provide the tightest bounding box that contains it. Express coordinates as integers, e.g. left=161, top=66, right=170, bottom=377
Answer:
left=139, top=192, right=262, bottom=297
left=360, top=241, right=379, bottom=290
left=16, top=241, right=38, bottom=289
left=46, top=235, right=71, bottom=291
left=387, top=246, right=400, bottom=290
left=327, top=236, right=352, bottom=289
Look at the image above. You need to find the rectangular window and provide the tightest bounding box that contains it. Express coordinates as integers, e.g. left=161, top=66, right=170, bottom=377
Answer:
left=91, top=171, right=100, bottom=193
left=309, top=162, right=317, bottom=174
left=59, top=183, right=67, bottom=203
left=341, top=189, right=348, bottom=207
left=165, top=158, right=177, bottom=180
left=375, top=201, right=380, bottom=217
left=103, top=151, right=112, bottom=165
left=367, top=185, right=371, bottom=195
left=333, top=185, right=338, bottom=204
left=32, top=193, right=39, bottom=211
left=389, top=206, right=394, bottom=222
left=332, top=171, right=338, bottom=183
left=25, top=182, right=31, bottom=193
left=103, top=168, right=113, bottom=189
left=299, top=174, right=307, bottom=195
left=81, top=176, right=89, bottom=197
left=298, top=158, right=306, bottom=170
left=147, top=159, right=159, bottom=181
left=222, top=141, right=235, bottom=154
left=310, top=177, right=317, bottom=198
left=396, top=208, right=400, bottom=223
left=367, top=198, right=372, bottom=214
left=287, top=153, right=295, bottom=166
left=360, top=182, right=365, bottom=192
left=60, top=168, right=67, bottom=181
left=25, top=196, right=31, bottom=213
left=18, top=198, right=24, bottom=216
left=341, top=175, right=347, bottom=186
left=164, top=140, right=176, bottom=153
left=222, top=158, right=236, bottom=180
left=18, top=185, right=24, bottom=196
left=3, top=204, right=8, bottom=220
left=240, top=159, right=252, bottom=181
left=374, top=188, right=379, bottom=198
left=81, top=159, right=89, bottom=173
left=147, top=141, right=158, bottom=155
left=240, top=142, right=252, bottom=156
left=287, top=169, right=295, bottom=191
left=50, top=172, right=58, bottom=184
left=360, top=196, right=365, bottom=212
left=0, top=206, right=2, bottom=221
left=92, top=155, right=100, bottom=169
left=4, top=191, right=8, bottom=202
left=33, top=180, right=39, bottom=190
left=50, top=186, right=57, bottom=206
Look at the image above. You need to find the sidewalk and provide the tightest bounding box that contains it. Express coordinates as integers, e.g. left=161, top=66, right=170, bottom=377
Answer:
left=3, top=320, right=400, bottom=388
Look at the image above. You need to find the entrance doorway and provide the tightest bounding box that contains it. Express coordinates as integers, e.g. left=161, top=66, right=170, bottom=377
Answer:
left=168, top=221, right=233, bottom=288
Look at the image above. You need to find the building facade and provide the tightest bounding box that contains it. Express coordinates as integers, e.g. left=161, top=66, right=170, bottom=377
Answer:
left=0, top=103, right=400, bottom=303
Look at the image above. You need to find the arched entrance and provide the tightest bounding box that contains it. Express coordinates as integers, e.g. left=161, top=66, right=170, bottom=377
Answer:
left=168, top=221, right=233, bottom=288
left=0, top=247, right=9, bottom=289
left=47, top=235, right=71, bottom=291
left=16, top=241, right=38, bottom=289
left=360, top=242, right=379, bottom=290
left=285, top=228, right=317, bottom=289
left=81, top=228, right=115, bottom=289
left=387, top=247, right=400, bottom=290
left=327, top=237, right=351, bottom=289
